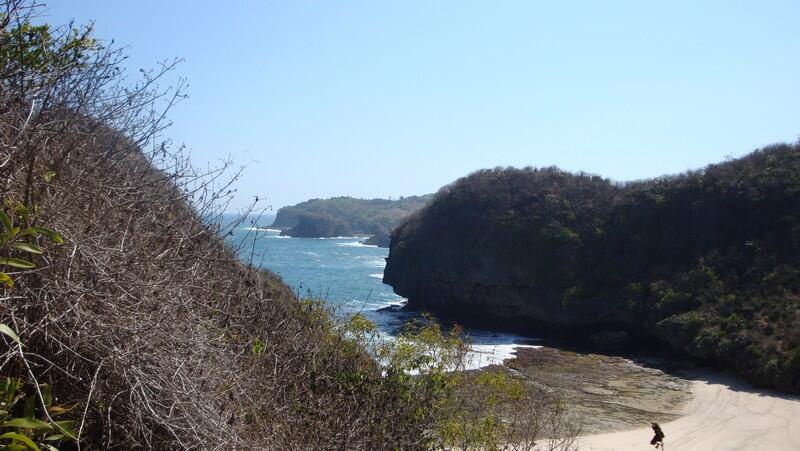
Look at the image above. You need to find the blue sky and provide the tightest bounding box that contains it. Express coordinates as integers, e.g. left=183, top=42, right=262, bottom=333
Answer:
left=46, top=1, right=799, bottom=210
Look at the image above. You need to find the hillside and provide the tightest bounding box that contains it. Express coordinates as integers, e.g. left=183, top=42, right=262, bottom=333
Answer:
left=384, top=144, right=800, bottom=393
left=271, top=195, right=433, bottom=246
left=0, top=6, right=490, bottom=449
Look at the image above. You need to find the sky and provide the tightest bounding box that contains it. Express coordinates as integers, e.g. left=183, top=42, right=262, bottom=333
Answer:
left=45, top=1, right=800, bottom=210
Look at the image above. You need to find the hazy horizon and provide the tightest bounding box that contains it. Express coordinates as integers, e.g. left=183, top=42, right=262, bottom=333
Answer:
left=46, top=1, right=800, bottom=210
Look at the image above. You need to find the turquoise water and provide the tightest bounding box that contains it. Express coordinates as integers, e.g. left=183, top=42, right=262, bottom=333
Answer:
left=226, top=215, right=409, bottom=333
left=225, top=214, right=540, bottom=368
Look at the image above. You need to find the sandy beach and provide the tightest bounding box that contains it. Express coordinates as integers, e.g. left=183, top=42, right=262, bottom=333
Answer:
left=579, top=371, right=800, bottom=451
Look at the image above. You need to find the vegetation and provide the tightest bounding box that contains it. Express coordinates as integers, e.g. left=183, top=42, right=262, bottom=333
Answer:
left=0, top=200, right=64, bottom=289
left=386, top=145, right=800, bottom=393
left=337, top=311, right=580, bottom=451
left=272, top=195, right=432, bottom=245
left=0, top=1, right=579, bottom=448
left=1, top=337, right=79, bottom=451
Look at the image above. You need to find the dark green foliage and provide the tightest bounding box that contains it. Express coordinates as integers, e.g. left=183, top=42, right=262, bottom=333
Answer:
left=272, top=195, right=433, bottom=241
left=1, top=367, right=78, bottom=450
left=386, top=144, right=800, bottom=393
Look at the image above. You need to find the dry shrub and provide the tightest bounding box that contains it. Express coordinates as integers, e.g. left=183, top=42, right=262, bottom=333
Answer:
left=0, top=2, right=582, bottom=449
left=0, top=2, right=432, bottom=448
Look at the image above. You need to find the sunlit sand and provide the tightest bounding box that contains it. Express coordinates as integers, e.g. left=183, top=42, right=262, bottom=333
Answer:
left=580, top=370, right=800, bottom=451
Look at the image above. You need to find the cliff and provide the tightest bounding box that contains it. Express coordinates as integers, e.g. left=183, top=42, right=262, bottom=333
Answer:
left=362, top=231, right=391, bottom=247
left=384, top=144, right=800, bottom=393
left=271, top=195, right=433, bottom=245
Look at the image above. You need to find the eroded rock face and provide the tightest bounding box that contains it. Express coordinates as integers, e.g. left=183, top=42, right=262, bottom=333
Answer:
left=361, top=232, right=390, bottom=248
left=279, top=214, right=350, bottom=238
left=384, top=146, right=800, bottom=393
left=383, top=166, right=626, bottom=335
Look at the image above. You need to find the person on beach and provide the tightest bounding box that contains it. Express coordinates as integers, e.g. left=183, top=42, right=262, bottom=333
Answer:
left=650, top=422, right=665, bottom=449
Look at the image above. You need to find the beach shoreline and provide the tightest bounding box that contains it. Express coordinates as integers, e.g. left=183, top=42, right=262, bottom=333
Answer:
left=503, top=345, right=800, bottom=450
left=578, top=368, right=800, bottom=450
left=504, top=346, right=692, bottom=435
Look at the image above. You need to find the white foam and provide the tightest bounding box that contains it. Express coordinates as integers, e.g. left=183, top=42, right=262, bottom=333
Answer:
left=369, top=273, right=384, bottom=279
left=338, top=241, right=378, bottom=248
left=463, top=343, right=541, bottom=370
left=241, top=227, right=282, bottom=232
left=266, top=235, right=291, bottom=239
left=382, top=300, right=406, bottom=307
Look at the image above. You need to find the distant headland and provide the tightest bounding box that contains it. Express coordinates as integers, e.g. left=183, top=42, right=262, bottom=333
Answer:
left=270, top=195, right=433, bottom=247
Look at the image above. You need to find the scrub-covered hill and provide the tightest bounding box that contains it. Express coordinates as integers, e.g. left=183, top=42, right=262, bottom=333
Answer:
left=271, top=195, right=433, bottom=246
left=385, top=144, right=800, bottom=393
left=0, top=5, right=535, bottom=449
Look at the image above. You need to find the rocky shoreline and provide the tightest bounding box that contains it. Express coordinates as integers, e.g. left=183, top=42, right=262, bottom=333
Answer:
left=499, top=346, right=693, bottom=435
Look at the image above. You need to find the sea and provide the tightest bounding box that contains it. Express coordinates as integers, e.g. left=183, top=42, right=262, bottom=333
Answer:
left=224, top=213, right=539, bottom=369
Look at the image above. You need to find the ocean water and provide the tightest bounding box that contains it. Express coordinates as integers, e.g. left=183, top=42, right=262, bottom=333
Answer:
left=225, top=215, right=539, bottom=369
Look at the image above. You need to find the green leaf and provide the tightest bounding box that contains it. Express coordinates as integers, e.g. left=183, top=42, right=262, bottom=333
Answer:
left=41, top=434, right=64, bottom=441
left=22, top=396, right=35, bottom=420
left=50, top=421, right=73, bottom=433
left=2, top=418, right=52, bottom=430
left=28, top=228, right=63, bottom=245
left=42, top=171, right=56, bottom=183
left=3, top=377, right=19, bottom=405
left=1, top=444, right=31, bottom=451
left=0, top=211, right=12, bottom=233
left=0, top=258, right=35, bottom=270
left=45, top=404, right=77, bottom=416
left=0, top=273, right=13, bottom=288
left=50, top=421, right=74, bottom=440
left=9, top=244, right=42, bottom=255
left=39, top=385, right=51, bottom=409
left=0, top=324, right=20, bottom=344
left=0, top=432, right=39, bottom=451
left=13, top=204, right=28, bottom=223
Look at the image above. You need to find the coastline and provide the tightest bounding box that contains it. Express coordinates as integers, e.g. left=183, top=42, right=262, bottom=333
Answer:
left=579, top=369, right=800, bottom=450
left=503, top=346, right=692, bottom=435
left=502, top=346, right=800, bottom=450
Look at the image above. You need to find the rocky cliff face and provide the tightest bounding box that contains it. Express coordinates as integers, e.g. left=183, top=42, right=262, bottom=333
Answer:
left=362, top=231, right=390, bottom=247
left=384, top=144, right=800, bottom=393
left=279, top=214, right=351, bottom=238
left=385, top=167, right=625, bottom=332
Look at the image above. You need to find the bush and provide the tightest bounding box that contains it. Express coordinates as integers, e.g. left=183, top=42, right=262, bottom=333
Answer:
left=0, top=5, right=584, bottom=448
left=386, top=137, right=800, bottom=393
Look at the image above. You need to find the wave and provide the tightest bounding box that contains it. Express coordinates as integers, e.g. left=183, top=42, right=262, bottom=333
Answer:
left=243, top=230, right=368, bottom=239
left=461, top=330, right=541, bottom=370
left=241, top=227, right=282, bottom=232
left=464, top=343, right=541, bottom=370
left=266, top=235, right=291, bottom=239
left=369, top=273, right=383, bottom=279
left=338, top=241, right=378, bottom=248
